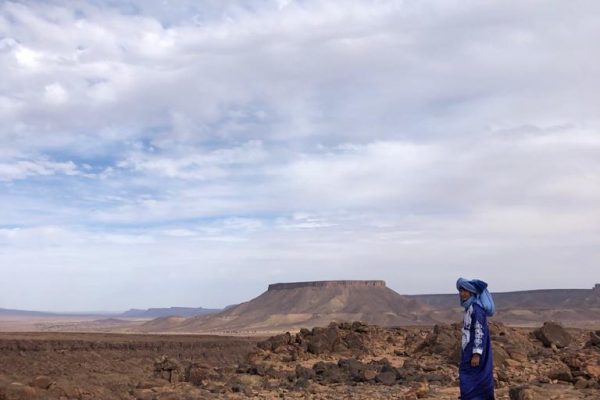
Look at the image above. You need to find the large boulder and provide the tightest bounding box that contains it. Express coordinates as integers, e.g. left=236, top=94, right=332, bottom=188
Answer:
left=415, top=324, right=461, bottom=363
left=534, top=322, right=572, bottom=348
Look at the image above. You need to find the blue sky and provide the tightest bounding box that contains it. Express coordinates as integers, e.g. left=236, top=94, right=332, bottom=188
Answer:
left=1, top=0, right=599, bottom=311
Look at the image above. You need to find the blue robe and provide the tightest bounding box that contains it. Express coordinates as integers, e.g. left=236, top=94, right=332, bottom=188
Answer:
left=459, top=303, right=494, bottom=400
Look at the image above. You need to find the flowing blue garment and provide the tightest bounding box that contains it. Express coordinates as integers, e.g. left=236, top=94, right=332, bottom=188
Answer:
left=459, top=303, right=495, bottom=400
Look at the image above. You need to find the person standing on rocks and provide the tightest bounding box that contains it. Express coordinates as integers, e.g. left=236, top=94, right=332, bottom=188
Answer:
left=457, top=278, right=496, bottom=400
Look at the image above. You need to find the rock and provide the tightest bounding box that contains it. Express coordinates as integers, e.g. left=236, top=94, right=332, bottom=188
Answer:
left=186, top=364, right=213, bottom=386
left=506, top=345, right=529, bottom=363
left=155, top=392, right=181, bottom=400
left=352, top=321, right=370, bottom=333
left=31, top=375, right=53, bottom=389
left=307, top=335, right=331, bottom=355
left=136, top=378, right=170, bottom=389
left=153, top=356, right=183, bottom=383
left=132, top=388, right=155, bottom=400
left=312, top=361, right=345, bottom=384
left=375, top=371, right=397, bottom=386
left=249, top=364, right=267, bottom=376
left=505, top=359, right=521, bottom=368
left=204, top=382, right=224, bottom=394
left=360, top=369, right=378, bottom=381
left=3, top=382, right=37, bottom=400
left=534, top=322, right=572, bottom=348
left=414, top=381, right=429, bottom=398
left=548, top=365, right=573, bottom=383
left=295, top=365, right=316, bottom=380
left=509, top=385, right=535, bottom=400
left=587, top=330, right=600, bottom=347
left=257, top=332, right=293, bottom=352
left=574, top=377, right=589, bottom=389
left=584, top=363, right=600, bottom=379
left=48, top=382, right=82, bottom=398
left=415, top=324, right=461, bottom=363
left=338, top=358, right=368, bottom=381
left=425, top=373, right=447, bottom=383
left=230, top=383, right=244, bottom=393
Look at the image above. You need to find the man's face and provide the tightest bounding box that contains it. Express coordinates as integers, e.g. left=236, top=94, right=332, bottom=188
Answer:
left=459, top=288, right=472, bottom=302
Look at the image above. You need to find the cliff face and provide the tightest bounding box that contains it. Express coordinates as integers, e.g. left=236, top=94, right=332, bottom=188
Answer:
left=268, top=280, right=386, bottom=291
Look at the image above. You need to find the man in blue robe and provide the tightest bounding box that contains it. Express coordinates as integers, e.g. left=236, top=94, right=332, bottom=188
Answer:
left=457, top=278, right=495, bottom=400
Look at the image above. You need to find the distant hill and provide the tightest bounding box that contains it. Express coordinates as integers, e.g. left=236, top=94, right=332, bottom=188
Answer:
left=119, top=307, right=220, bottom=318
left=0, top=308, right=109, bottom=317
left=141, top=280, right=434, bottom=333
left=137, top=316, right=188, bottom=332
left=409, top=284, right=600, bottom=310
left=409, top=284, right=600, bottom=326
left=0, top=306, right=221, bottom=319
left=0, top=308, right=58, bottom=317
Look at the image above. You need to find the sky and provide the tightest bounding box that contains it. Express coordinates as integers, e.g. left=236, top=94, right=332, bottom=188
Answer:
left=0, top=0, right=599, bottom=312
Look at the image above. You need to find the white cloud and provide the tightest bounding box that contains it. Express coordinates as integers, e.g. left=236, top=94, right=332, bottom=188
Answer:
left=44, top=82, right=68, bottom=104
left=0, top=0, right=599, bottom=310
left=0, top=159, right=81, bottom=181
left=14, top=45, right=42, bottom=68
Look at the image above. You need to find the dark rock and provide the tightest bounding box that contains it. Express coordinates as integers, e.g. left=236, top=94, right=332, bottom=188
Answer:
left=153, top=356, right=183, bottom=383
left=312, top=361, right=345, bottom=384
left=249, top=364, right=266, bottom=376
left=230, top=383, right=244, bottom=393
left=258, top=332, right=293, bottom=351
left=236, top=363, right=251, bottom=374
left=307, top=336, right=331, bottom=355
left=338, top=358, right=366, bottom=374
left=509, top=385, right=535, bottom=400
left=294, top=377, right=310, bottom=389
left=534, top=322, right=572, bottom=348
left=344, top=332, right=367, bottom=353
left=396, top=367, right=423, bottom=383
left=186, top=364, right=213, bottom=386
left=587, top=331, right=600, bottom=347
left=548, top=364, right=574, bottom=383
left=375, top=371, right=397, bottom=386
left=352, top=321, right=370, bottom=333
left=295, top=365, right=316, bottom=380
left=425, top=373, right=447, bottom=383
left=265, top=367, right=286, bottom=379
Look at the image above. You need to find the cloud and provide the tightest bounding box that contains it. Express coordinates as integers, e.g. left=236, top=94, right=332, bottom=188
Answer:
left=0, top=159, right=81, bottom=181
left=0, top=0, right=599, bottom=310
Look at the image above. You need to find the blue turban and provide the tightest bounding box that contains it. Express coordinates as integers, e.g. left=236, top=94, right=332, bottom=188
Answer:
left=457, top=277, right=495, bottom=317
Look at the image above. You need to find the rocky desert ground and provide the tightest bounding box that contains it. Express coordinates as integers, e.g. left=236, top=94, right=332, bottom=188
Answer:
left=1, top=321, right=599, bottom=399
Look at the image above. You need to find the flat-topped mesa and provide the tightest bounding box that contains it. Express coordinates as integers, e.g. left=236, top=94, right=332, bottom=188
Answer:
left=268, top=280, right=386, bottom=291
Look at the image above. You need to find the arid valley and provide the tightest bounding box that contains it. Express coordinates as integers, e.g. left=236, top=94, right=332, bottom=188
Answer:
left=1, top=281, right=600, bottom=399
left=4, top=0, right=600, bottom=398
